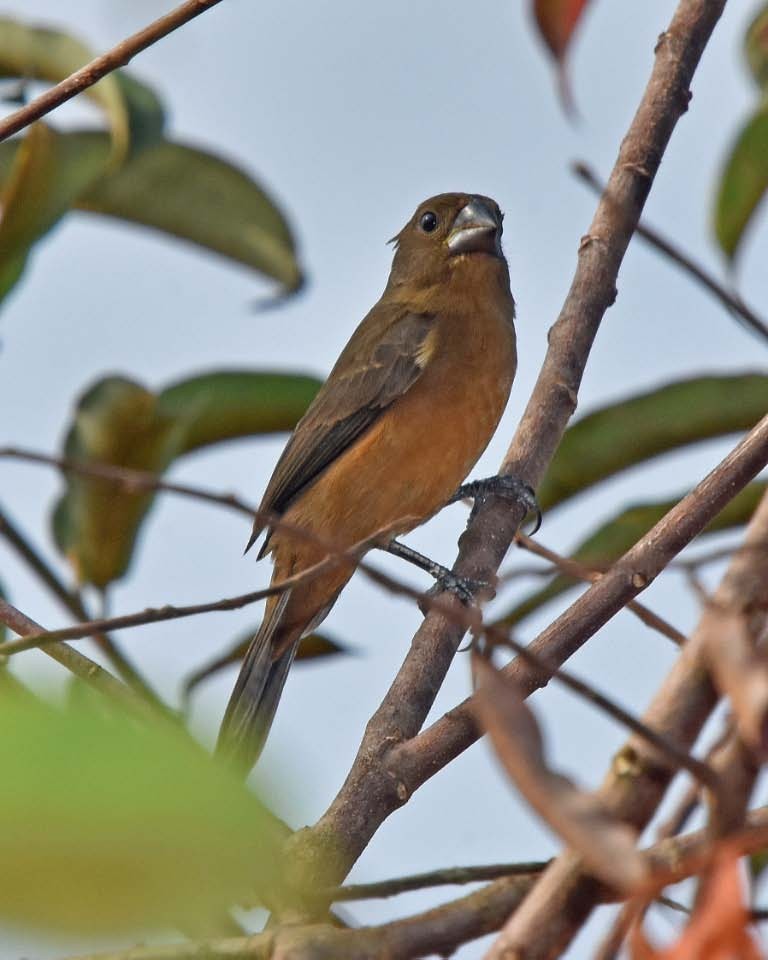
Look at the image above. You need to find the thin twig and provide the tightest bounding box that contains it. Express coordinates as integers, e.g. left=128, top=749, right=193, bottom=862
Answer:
left=0, top=0, right=226, bottom=144
left=325, top=861, right=550, bottom=902
left=0, top=505, right=168, bottom=709
left=0, top=447, right=258, bottom=518
left=573, top=161, right=768, bottom=344
left=513, top=532, right=686, bottom=645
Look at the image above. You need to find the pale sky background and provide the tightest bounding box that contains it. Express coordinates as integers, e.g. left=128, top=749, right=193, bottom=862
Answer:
left=1, top=1, right=767, bottom=957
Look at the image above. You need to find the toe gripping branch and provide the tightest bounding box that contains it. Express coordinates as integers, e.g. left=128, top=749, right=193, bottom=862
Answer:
left=383, top=540, right=487, bottom=605
left=448, top=474, right=541, bottom=534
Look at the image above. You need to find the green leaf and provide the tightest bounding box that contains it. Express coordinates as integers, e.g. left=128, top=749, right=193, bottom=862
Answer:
left=182, top=631, right=349, bottom=704
left=0, top=692, right=282, bottom=933
left=538, top=374, right=768, bottom=511
left=714, top=101, right=768, bottom=262
left=498, top=482, right=767, bottom=629
left=0, top=16, right=128, bottom=158
left=53, top=370, right=319, bottom=588
left=746, top=4, right=768, bottom=91
left=52, top=376, right=189, bottom=588
left=115, top=71, right=167, bottom=154
left=78, top=138, right=304, bottom=291
left=159, top=370, right=322, bottom=454
left=0, top=125, right=110, bottom=305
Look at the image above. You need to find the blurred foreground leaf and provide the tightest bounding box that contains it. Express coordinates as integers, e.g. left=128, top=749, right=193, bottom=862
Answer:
left=538, top=374, right=768, bottom=510
left=0, top=693, right=281, bottom=933
left=499, top=482, right=767, bottom=629
left=54, top=370, right=321, bottom=587
left=714, top=101, right=768, bottom=263
left=0, top=16, right=128, bottom=156
left=531, top=0, right=592, bottom=110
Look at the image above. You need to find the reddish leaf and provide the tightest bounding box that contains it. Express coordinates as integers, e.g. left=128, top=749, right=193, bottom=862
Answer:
left=631, top=848, right=762, bottom=958
left=532, top=0, right=591, bottom=61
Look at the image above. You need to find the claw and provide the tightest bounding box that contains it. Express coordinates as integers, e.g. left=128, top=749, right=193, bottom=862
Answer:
left=450, top=474, right=541, bottom=535
left=420, top=571, right=488, bottom=612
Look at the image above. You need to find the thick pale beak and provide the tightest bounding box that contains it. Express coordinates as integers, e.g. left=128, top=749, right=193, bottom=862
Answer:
left=447, top=198, right=501, bottom=257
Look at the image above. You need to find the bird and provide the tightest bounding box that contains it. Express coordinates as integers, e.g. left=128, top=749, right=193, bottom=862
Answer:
left=216, top=192, right=527, bottom=774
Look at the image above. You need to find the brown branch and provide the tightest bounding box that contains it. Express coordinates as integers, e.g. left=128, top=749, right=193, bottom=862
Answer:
left=59, top=805, right=768, bottom=960
left=514, top=532, right=686, bottom=646
left=489, top=475, right=768, bottom=956
left=0, top=0, right=225, bottom=144
left=573, top=161, right=768, bottom=344
left=0, top=447, right=258, bottom=519
left=281, top=0, right=741, bottom=903
left=326, top=861, right=550, bottom=902
left=0, top=505, right=168, bottom=710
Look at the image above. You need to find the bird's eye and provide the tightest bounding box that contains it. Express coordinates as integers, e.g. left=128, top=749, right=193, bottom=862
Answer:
left=419, top=211, right=438, bottom=233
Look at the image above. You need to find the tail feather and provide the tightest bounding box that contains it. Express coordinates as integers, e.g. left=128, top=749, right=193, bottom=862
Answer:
left=215, top=591, right=299, bottom=774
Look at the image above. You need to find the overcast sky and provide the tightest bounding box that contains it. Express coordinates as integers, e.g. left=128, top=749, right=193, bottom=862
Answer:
left=2, top=1, right=767, bottom=956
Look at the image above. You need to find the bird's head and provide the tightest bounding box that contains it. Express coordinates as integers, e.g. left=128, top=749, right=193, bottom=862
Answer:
left=387, top=193, right=506, bottom=289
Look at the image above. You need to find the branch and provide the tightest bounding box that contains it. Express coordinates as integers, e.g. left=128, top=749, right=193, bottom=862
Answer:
left=60, top=805, right=768, bottom=960
left=0, top=599, right=143, bottom=710
left=0, top=447, right=258, bottom=519
left=0, top=0, right=225, bottom=144
left=489, top=488, right=768, bottom=956
left=513, top=532, right=686, bottom=646
left=0, top=505, right=167, bottom=709
left=573, top=161, right=768, bottom=344
left=281, top=0, right=738, bottom=901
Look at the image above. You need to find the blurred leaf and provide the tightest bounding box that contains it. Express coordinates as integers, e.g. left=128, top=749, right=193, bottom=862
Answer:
left=475, top=655, right=646, bottom=893
left=0, top=16, right=128, bottom=157
left=52, top=377, right=189, bottom=587
left=159, top=370, right=321, bottom=454
left=115, top=72, right=166, bottom=154
left=532, top=0, right=591, bottom=61
left=749, top=848, right=768, bottom=884
left=714, top=101, right=768, bottom=263
left=538, top=374, right=768, bottom=511
left=53, top=370, right=319, bottom=588
left=630, top=845, right=760, bottom=958
left=182, top=631, right=349, bottom=703
left=0, top=692, right=281, bottom=933
left=0, top=125, right=109, bottom=305
left=78, top=138, right=303, bottom=291
left=532, top=0, right=591, bottom=111
left=499, top=482, right=767, bottom=629
left=746, top=4, right=768, bottom=90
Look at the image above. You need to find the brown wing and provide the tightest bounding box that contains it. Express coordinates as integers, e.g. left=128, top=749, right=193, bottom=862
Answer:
left=248, top=306, right=435, bottom=556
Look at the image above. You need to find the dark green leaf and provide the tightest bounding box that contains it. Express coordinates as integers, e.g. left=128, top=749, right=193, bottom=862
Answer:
left=714, top=101, right=768, bottom=263
left=78, top=138, right=303, bottom=291
left=538, top=374, right=768, bottom=511
left=498, top=483, right=767, bottom=628
left=52, top=376, right=189, bottom=588
left=159, top=370, right=322, bottom=454
left=0, top=16, right=128, bottom=157
left=0, top=693, right=282, bottom=933
left=0, top=125, right=110, bottom=305
left=182, top=631, right=349, bottom=703
left=746, top=4, right=768, bottom=91
left=115, top=72, right=166, bottom=153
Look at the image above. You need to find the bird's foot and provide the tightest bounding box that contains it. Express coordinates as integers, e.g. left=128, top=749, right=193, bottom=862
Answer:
left=382, top=539, right=487, bottom=606
left=423, top=568, right=488, bottom=607
left=449, top=474, right=541, bottom=534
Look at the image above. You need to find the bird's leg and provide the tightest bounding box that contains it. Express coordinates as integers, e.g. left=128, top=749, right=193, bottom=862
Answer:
left=382, top=539, right=487, bottom=605
left=448, top=475, right=541, bottom=533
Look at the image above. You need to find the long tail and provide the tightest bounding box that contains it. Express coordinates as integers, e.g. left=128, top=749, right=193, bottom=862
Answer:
left=215, top=591, right=300, bottom=774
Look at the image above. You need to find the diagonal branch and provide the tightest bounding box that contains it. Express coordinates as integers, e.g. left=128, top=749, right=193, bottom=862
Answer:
left=0, top=0, right=226, bottom=144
